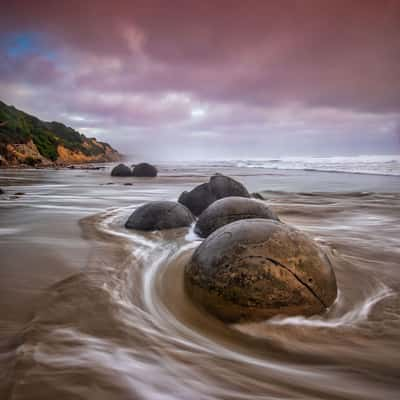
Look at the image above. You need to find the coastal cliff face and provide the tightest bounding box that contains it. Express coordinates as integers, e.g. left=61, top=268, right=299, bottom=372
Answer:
left=56, top=140, right=120, bottom=164
left=0, top=100, right=121, bottom=167
left=4, top=140, right=54, bottom=166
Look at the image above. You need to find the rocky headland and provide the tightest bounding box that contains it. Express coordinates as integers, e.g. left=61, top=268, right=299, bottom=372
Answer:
left=0, top=100, right=121, bottom=167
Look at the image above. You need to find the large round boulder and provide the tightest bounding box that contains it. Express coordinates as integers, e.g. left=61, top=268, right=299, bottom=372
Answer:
left=125, top=201, right=194, bottom=231
left=178, top=183, right=217, bottom=217
left=132, top=162, right=158, bottom=177
left=209, top=174, right=250, bottom=199
left=178, top=174, right=250, bottom=216
left=185, top=219, right=337, bottom=323
left=195, top=197, right=279, bottom=238
left=111, top=163, right=132, bottom=177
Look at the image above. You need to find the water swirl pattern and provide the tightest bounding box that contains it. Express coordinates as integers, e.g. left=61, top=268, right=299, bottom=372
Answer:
left=0, top=162, right=399, bottom=399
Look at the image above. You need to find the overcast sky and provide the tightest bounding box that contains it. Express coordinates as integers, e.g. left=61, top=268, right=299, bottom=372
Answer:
left=1, top=0, right=399, bottom=160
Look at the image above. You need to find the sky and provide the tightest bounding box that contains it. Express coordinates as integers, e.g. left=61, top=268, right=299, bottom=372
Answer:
left=0, top=0, right=399, bottom=160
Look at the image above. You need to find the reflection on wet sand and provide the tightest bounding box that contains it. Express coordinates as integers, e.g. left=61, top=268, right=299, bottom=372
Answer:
left=0, top=166, right=399, bottom=399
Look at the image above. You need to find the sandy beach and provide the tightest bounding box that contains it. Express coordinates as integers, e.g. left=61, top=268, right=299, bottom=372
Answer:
left=0, top=162, right=399, bottom=399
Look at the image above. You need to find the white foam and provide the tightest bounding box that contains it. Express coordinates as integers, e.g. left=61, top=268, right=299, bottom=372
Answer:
left=235, top=155, right=400, bottom=176
left=184, top=223, right=203, bottom=242
left=0, top=227, right=26, bottom=236
left=267, top=284, right=395, bottom=328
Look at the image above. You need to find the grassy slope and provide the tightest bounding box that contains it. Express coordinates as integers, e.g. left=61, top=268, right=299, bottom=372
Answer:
left=0, top=100, right=117, bottom=162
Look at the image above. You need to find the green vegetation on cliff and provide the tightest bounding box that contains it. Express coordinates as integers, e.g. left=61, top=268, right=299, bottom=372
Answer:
left=0, top=100, right=119, bottom=163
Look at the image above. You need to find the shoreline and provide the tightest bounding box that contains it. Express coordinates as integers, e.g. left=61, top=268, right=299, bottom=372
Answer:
left=1, top=164, right=399, bottom=178
left=0, top=162, right=110, bottom=171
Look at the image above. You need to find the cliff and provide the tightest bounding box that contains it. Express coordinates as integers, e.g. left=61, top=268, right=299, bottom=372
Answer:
left=0, top=100, right=121, bottom=167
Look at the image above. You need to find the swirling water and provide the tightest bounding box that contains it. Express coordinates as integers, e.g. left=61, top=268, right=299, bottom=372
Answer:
left=0, top=163, right=399, bottom=399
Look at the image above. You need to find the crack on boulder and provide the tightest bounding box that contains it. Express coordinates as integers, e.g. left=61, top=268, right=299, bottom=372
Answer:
left=232, top=253, right=327, bottom=308
left=263, top=256, right=327, bottom=308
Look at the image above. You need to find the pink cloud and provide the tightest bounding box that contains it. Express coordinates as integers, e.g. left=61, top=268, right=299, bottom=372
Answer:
left=0, top=0, right=399, bottom=157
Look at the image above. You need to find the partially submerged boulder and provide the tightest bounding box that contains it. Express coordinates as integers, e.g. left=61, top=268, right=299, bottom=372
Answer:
left=111, top=163, right=132, bottom=177
left=185, top=219, right=337, bottom=323
left=125, top=201, right=194, bottom=231
left=132, top=162, right=158, bottom=177
left=178, top=174, right=250, bottom=216
left=195, top=197, right=279, bottom=238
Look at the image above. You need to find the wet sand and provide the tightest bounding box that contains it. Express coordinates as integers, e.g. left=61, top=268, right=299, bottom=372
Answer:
left=0, top=165, right=399, bottom=399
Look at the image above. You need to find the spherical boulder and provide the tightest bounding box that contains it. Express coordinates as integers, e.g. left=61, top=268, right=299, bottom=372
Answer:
left=209, top=173, right=250, bottom=199
left=178, top=174, right=250, bottom=216
left=111, top=163, right=132, bottom=177
left=178, top=183, right=217, bottom=217
left=195, top=197, right=280, bottom=238
left=132, top=162, right=158, bottom=177
left=125, top=201, right=194, bottom=231
left=185, top=219, right=337, bottom=323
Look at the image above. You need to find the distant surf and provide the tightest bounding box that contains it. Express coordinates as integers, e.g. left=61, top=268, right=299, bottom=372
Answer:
left=234, top=155, right=400, bottom=176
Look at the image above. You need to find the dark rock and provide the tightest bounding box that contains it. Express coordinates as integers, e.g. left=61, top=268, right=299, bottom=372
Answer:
left=195, top=197, right=279, bottom=237
left=178, top=183, right=217, bottom=217
left=251, top=192, right=265, bottom=200
left=123, top=183, right=133, bottom=186
left=209, top=174, right=250, bottom=199
left=0, top=188, right=4, bottom=195
left=111, top=163, right=132, bottom=177
left=185, top=219, right=337, bottom=323
left=125, top=201, right=194, bottom=231
left=178, top=174, right=250, bottom=216
left=14, top=192, right=25, bottom=196
left=132, top=162, right=157, bottom=177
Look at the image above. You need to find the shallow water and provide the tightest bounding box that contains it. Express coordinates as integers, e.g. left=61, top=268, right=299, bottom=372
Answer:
left=0, top=165, right=399, bottom=399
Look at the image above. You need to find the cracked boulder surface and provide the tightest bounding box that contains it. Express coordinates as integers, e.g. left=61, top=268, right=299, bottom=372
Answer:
left=178, top=174, right=250, bottom=216
left=195, top=196, right=280, bottom=238
left=185, top=219, right=337, bottom=323
left=125, top=201, right=194, bottom=231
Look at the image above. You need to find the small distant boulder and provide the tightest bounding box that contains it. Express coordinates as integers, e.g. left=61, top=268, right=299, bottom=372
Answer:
left=132, top=162, right=158, bottom=177
left=178, top=174, right=250, bottom=216
left=195, top=197, right=279, bottom=237
left=111, top=163, right=132, bottom=177
left=125, top=201, right=194, bottom=231
left=185, top=219, right=337, bottom=323
left=0, top=188, right=4, bottom=195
